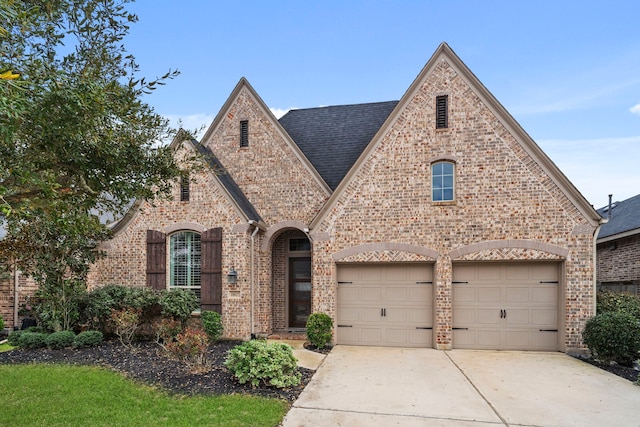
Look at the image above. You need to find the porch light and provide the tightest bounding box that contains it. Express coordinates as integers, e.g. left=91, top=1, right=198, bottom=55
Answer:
left=227, top=267, right=238, bottom=284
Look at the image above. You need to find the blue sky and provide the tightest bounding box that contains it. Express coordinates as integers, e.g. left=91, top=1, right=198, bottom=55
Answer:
left=125, top=0, right=640, bottom=208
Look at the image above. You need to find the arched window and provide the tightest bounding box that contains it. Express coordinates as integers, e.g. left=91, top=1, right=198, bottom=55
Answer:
left=169, top=231, right=201, bottom=301
left=431, top=161, right=455, bottom=202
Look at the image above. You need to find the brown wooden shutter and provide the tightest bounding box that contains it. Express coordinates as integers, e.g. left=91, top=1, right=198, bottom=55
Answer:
left=201, top=227, right=222, bottom=313
left=146, top=230, right=166, bottom=290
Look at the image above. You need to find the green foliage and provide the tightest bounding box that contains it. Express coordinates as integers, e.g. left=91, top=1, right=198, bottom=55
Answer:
left=306, top=312, right=333, bottom=348
left=225, top=340, right=301, bottom=388
left=0, top=314, right=4, bottom=331
left=110, top=308, right=141, bottom=347
left=45, top=330, right=76, bottom=349
left=32, top=277, right=87, bottom=332
left=7, top=329, right=22, bottom=346
left=583, top=311, right=640, bottom=366
left=82, top=285, right=160, bottom=333
left=201, top=311, right=223, bottom=343
left=159, top=289, right=199, bottom=323
left=597, top=291, right=640, bottom=320
left=73, top=330, right=103, bottom=348
left=165, top=327, right=210, bottom=373
left=17, top=331, right=47, bottom=349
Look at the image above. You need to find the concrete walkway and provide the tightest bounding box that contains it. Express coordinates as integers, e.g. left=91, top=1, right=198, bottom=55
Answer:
left=283, top=346, right=640, bottom=426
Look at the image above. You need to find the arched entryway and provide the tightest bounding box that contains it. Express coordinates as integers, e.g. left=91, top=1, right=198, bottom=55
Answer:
left=271, top=229, right=312, bottom=331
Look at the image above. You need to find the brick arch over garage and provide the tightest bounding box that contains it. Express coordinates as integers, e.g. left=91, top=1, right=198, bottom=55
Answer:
left=332, top=242, right=440, bottom=262
left=449, top=239, right=569, bottom=260
left=261, top=220, right=310, bottom=252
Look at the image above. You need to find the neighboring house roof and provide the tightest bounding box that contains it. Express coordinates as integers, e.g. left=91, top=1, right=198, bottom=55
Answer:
left=279, top=101, right=399, bottom=190
left=596, top=193, right=640, bottom=241
left=192, top=140, right=263, bottom=223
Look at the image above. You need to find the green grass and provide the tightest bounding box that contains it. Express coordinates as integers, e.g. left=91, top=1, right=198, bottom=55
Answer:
left=0, top=364, right=288, bottom=427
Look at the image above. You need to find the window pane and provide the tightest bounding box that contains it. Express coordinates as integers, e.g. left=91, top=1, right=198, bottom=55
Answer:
left=432, top=176, right=443, bottom=190
left=432, top=189, right=442, bottom=201
left=432, top=163, right=443, bottom=175
left=169, top=231, right=201, bottom=298
left=443, top=175, right=453, bottom=188
left=431, top=161, right=455, bottom=202
left=443, top=188, right=454, bottom=200
left=442, top=162, right=454, bottom=174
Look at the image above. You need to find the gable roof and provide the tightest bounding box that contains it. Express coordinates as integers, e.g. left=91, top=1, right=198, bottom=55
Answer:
left=596, top=194, right=640, bottom=241
left=310, top=42, right=603, bottom=228
left=279, top=101, right=399, bottom=190
left=192, top=139, right=262, bottom=222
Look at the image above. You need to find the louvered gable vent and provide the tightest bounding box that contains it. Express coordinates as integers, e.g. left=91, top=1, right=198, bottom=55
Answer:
left=436, top=95, right=448, bottom=129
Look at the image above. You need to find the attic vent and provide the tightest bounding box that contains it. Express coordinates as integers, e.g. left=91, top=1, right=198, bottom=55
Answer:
left=180, top=174, right=190, bottom=202
left=436, top=95, right=448, bottom=129
left=240, top=120, right=249, bottom=147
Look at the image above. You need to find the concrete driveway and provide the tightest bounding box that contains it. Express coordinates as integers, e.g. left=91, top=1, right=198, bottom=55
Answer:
left=283, top=346, right=640, bottom=426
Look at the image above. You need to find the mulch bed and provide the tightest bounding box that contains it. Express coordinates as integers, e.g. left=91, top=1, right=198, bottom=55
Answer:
left=0, top=340, right=314, bottom=403
left=575, top=356, right=639, bottom=382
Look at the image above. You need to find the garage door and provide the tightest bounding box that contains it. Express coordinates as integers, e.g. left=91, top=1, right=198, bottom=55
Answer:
left=452, top=262, right=559, bottom=351
left=337, top=263, right=433, bottom=347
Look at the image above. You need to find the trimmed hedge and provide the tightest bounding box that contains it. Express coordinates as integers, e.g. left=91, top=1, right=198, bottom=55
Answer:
left=46, top=330, right=76, bottom=349
left=583, top=311, right=640, bottom=366
left=306, top=313, right=333, bottom=348
left=597, top=291, right=640, bottom=320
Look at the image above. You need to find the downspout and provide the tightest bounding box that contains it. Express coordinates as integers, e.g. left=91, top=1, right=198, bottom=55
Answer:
left=13, top=268, right=19, bottom=330
left=249, top=221, right=260, bottom=339
left=592, top=218, right=607, bottom=315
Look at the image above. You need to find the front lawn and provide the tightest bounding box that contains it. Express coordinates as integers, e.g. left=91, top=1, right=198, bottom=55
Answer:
left=0, top=364, right=288, bottom=427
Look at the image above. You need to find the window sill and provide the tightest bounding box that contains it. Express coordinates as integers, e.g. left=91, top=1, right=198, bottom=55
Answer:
left=432, top=200, right=457, bottom=206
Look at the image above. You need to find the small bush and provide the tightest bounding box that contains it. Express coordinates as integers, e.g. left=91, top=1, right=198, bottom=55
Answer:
left=0, top=315, right=4, bottom=332
left=306, top=313, right=333, bottom=348
left=7, top=330, right=22, bottom=346
left=165, top=327, right=210, bottom=373
left=18, top=332, right=48, bottom=349
left=73, top=331, right=103, bottom=348
left=46, top=330, right=76, bottom=349
left=159, top=289, right=199, bottom=323
left=153, top=318, right=183, bottom=347
left=597, top=291, right=640, bottom=320
left=201, top=311, right=223, bottom=343
left=583, top=311, right=640, bottom=366
left=225, top=340, right=301, bottom=388
left=110, top=308, right=141, bottom=347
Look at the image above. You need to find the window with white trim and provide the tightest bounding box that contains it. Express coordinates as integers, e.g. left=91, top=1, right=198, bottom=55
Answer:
left=169, top=231, right=201, bottom=302
left=431, top=161, right=455, bottom=202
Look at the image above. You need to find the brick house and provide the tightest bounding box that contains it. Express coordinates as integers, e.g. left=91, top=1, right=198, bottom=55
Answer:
left=596, top=194, right=640, bottom=294
left=9, top=43, right=603, bottom=352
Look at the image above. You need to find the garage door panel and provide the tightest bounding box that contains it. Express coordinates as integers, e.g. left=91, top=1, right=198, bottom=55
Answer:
left=453, top=262, right=558, bottom=351
left=337, top=264, right=433, bottom=348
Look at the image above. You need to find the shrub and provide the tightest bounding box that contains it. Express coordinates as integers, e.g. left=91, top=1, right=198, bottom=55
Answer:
left=306, top=313, right=333, bottom=348
left=82, top=285, right=160, bottom=333
left=18, top=332, right=48, bottom=349
left=45, top=330, right=76, bottom=349
left=73, top=331, right=103, bottom=348
left=201, top=311, right=223, bottom=343
left=597, top=291, right=640, bottom=320
left=159, top=289, right=199, bottom=323
left=7, top=330, right=22, bottom=346
left=110, top=308, right=141, bottom=347
left=0, top=315, right=4, bottom=332
left=583, top=311, right=640, bottom=366
left=153, top=318, right=183, bottom=347
left=225, top=340, right=301, bottom=388
left=165, top=327, right=210, bottom=373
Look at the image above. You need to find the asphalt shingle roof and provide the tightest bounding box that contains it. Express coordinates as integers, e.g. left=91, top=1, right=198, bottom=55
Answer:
left=193, top=140, right=263, bottom=223
left=596, top=193, right=640, bottom=239
left=279, top=101, right=399, bottom=190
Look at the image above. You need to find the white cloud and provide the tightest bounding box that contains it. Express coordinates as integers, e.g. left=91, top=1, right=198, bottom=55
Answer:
left=270, top=108, right=292, bottom=119
left=630, top=104, right=640, bottom=116
left=538, top=136, right=640, bottom=206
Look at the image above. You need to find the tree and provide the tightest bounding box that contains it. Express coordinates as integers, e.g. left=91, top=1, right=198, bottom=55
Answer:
left=0, top=0, right=190, bottom=329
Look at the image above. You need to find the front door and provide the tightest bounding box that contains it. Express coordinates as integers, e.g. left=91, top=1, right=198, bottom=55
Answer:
left=289, top=257, right=311, bottom=328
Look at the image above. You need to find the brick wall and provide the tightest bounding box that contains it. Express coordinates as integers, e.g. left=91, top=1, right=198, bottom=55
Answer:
left=597, top=233, right=640, bottom=287
left=312, top=58, right=596, bottom=352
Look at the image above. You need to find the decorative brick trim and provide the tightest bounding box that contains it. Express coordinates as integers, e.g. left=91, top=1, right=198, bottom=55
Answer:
left=163, top=222, right=206, bottom=234
left=332, top=242, right=439, bottom=262
left=571, top=224, right=596, bottom=235
left=449, top=239, right=569, bottom=260
left=261, top=220, right=309, bottom=251
left=429, top=154, right=458, bottom=164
